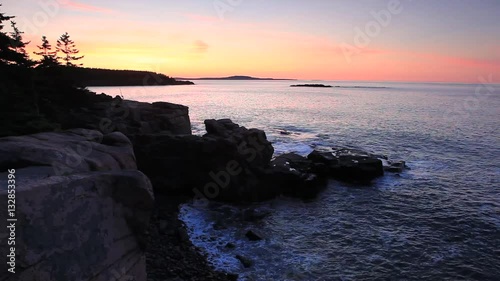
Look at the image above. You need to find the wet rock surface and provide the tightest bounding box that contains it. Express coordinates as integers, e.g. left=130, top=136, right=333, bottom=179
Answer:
left=146, top=195, right=238, bottom=281
left=265, top=153, right=326, bottom=199
left=245, top=229, right=264, bottom=241
left=235, top=255, right=254, bottom=268
left=307, top=148, right=386, bottom=182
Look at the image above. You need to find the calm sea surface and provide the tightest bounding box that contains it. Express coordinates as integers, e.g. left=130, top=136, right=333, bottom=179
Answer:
left=90, top=81, right=500, bottom=280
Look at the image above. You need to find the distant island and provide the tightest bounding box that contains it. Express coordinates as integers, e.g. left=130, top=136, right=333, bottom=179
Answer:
left=291, top=84, right=332, bottom=88
left=176, top=75, right=295, bottom=81
left=62, top=67, right=195, bottom=87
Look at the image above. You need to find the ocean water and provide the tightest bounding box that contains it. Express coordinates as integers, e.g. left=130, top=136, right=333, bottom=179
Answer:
left=90, top=80, right=500, bottom=280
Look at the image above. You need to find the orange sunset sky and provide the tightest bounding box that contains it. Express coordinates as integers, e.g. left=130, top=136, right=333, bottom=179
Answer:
left=2, top=0, right=499, bottom=83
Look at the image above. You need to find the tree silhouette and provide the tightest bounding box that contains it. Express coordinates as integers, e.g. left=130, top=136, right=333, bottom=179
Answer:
left=0, top=5, right=29, bottom=65
left=9, top=21, right=31, bottom=64
left=56, top=32, right=84, bottom=66
left=34, top=36, right=59, bottom=67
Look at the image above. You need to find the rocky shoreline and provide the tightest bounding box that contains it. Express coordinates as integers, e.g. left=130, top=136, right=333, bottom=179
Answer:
left=0, top=92, right=406, bottom=280
left=146, top=194, right=237, bottom=281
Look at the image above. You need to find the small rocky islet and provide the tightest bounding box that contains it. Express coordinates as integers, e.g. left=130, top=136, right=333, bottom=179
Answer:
left=290, top=84, right=333, bottom=88
left=0, top=92, right=406, bottom=280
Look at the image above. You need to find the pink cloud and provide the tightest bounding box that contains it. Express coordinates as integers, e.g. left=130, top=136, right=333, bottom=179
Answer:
left=193, top=40, right=209, bottom=53
left=59, top=0, right=113, bottom=14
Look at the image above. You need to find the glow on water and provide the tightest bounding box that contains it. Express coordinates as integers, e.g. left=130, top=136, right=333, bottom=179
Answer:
left=91, top=81, right=500, bottom=280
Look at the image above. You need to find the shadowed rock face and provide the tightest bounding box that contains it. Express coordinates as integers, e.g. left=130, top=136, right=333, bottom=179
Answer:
left=133, top=119, right=276, bottom=202
left=266, top=153, right=326, bottom=199
left=0, top=130, right=154, bottom=281
left=63, top=98, right=192, bottom=136
left=134, top=119, right=401, bottom=203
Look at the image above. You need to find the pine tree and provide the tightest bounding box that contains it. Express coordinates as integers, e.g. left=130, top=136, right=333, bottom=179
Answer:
left=56, top=32, right=84, bottom=66
left=34, top=36, right=59, bottom=67
left=9, top=21, right=30, bottom=57
left=0, top=5, right=27, bottom=65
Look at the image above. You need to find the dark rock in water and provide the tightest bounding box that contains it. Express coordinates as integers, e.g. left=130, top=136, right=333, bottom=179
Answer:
left=385, top=160, right=406, bottom=173
left=134, top=119, right=275, bottom=202
left=203, top=119, right=274, bottom=168
left=280, top=130, right=292, bottom=135
left=291, top=84, right=332, bottom=88
left=265, top=153, right=326, bottom=199
left=245, top=230, right=263, bottom=241
left=308, top=148, right=384, bottom=182
left=235, top=255, right=253, bottom=268
left=225, top=243, right=236, bottom=249
left=205, top=118, right=240, bottom=137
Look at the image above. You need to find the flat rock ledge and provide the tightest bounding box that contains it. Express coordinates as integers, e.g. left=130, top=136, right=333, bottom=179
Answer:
left=0, top=129, right=154, bottom=281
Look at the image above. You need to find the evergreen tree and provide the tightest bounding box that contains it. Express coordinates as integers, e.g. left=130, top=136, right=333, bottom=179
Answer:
left=0, top=5, right=27, bottom=65
left=9, top=21, right=31, bottom=63
left=34, top=36, right=59, bottom=67
left=56, top=32, right=83, bottom=66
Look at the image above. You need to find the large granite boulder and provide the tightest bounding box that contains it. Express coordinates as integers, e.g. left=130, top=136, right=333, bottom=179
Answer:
left=203, top=119, right=274, bottom=168
left=134, top=119, right=277, bottom=202
left=308, top=148, right=384, bottom=182
left=0, top=130, right=154, bottom=281
left=0, top=129, right=136, bottom=173
left=63, top=98, right=192, bottom=136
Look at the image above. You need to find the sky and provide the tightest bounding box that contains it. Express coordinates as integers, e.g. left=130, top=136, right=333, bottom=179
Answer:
left=2, top=0, right=499, bottom=82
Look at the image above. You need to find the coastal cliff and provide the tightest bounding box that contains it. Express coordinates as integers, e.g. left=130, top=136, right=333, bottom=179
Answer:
left=0, top=88, right=405, bottom=280
left=0, top=130, right=154, bottom=281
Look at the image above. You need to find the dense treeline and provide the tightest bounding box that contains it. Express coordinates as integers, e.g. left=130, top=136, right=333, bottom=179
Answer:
left=0, top=3, right=113, bottom=137
left=0, top=4, right=191, bottom=137
left=65, top=67, right=194, bottom=87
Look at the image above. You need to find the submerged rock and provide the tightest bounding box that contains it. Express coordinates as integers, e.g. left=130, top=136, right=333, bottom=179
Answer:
left=384, top=160, right=407, bottom=173
left=235, top=255, right=254, bottom=268
left=245, top=229, right=264, bottom=241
